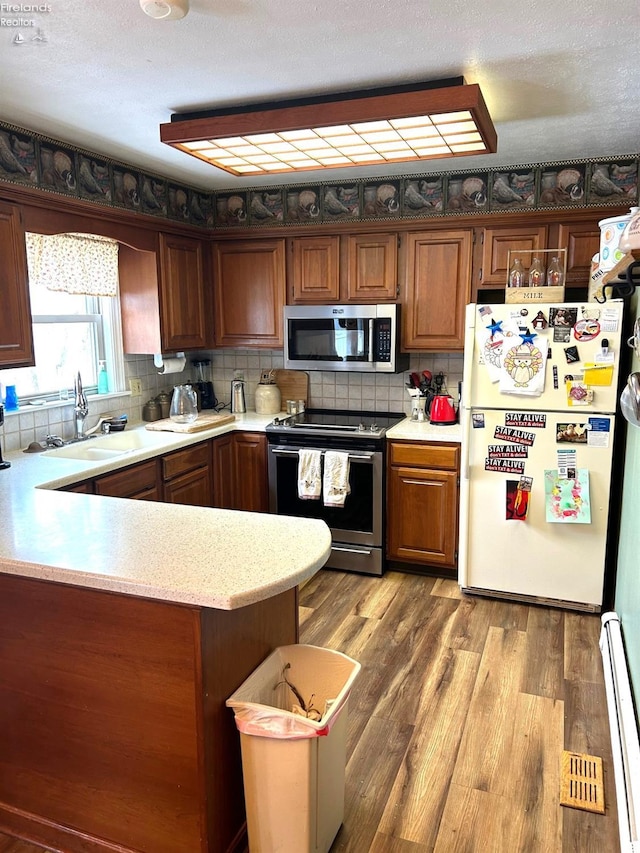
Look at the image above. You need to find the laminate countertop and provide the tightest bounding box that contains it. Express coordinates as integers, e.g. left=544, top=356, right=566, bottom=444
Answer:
left=0, top=412, right=331, bottom=611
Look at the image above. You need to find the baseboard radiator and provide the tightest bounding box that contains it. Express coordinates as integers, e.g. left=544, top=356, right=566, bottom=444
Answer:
left=600, top=613, right=640, bottom=853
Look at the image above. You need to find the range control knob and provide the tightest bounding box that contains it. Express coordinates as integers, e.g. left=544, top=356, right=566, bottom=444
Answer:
left=370, top=422, right=378, bottom=432
left=358, top=422, right=367, bottom=432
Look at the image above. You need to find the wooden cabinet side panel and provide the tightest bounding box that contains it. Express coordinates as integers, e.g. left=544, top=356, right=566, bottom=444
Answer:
left=403, top=230, right=472, bottom=350
left=118, top=243, right=162, bottom=354
left=213, top=240, right=285, bottom=347
left=0, top=201, right=34, bottom=367
left=0, top=575, right=204, bottom=853
left=200, top=588, right=298, bottom=853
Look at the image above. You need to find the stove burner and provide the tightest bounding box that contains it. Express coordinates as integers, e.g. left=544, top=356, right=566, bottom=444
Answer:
left=266, top=408, right=404, bottom=441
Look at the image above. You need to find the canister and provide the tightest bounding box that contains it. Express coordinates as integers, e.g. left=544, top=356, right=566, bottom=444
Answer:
left=254, top=382, right=281, bottom=415
left=599, top=211, right=633, bottom=272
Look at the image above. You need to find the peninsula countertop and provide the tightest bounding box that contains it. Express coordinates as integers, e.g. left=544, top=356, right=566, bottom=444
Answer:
left=0, top=412, right=331, bottom=610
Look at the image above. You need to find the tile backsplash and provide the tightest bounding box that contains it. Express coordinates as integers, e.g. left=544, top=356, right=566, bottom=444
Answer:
left=0, top=350, right=463, bottom=453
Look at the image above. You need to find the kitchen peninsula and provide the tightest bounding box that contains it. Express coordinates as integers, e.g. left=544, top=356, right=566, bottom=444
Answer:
left=0, top=420, right=332, bottom=853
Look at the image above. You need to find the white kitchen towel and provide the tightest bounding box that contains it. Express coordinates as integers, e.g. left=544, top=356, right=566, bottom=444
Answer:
left=323, top=451, right=351, bottom=508
left=297, top=449, right=322, bottom=500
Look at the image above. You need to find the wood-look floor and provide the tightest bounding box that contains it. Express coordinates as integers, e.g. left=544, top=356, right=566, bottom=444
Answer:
left=0, top=570, right=619, bottom=853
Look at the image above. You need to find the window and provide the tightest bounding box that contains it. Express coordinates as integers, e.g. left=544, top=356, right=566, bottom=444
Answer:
left=1, top=233, right=125, bottom=402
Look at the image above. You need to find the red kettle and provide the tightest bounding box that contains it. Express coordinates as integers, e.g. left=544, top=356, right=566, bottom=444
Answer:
left=429, top=393, right=457, bottom=424
left=427, top=372, right=458, bottom=424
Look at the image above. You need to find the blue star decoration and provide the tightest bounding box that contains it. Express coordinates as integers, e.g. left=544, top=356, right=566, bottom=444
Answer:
left=519, top=330, right=537, bottom=344
left=487, top=319, right=503, bottom=336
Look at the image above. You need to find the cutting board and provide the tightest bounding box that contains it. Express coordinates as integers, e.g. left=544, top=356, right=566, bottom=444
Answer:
left=145, top=413, right=235, bottom=433
left=275, top=370, right=309, bottom=405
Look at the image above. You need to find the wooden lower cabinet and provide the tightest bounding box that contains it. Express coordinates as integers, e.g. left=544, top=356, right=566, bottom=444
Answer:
left=212, top=432, right=268, bottom=512
left=162, top=441, right=213, bottom=507
left=387, top=441, right=460, bottom=574
left=94, top=459, right=161, bottom=501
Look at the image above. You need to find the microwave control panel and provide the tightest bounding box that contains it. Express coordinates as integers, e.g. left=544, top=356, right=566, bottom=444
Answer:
left=374, top=318, right=392, bottom=362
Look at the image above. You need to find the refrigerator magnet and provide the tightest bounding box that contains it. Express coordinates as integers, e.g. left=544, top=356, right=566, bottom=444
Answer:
left=549, top=306, right=578, bottom=328
left=573, top=319, right=601, bottom=341
left=506, top=479, right=530, bottom=521
left=566, top=379, right=594, bottom=406
left=532, top=311, right=548, bottom=330
left=564, top=345, right=580, bottom=363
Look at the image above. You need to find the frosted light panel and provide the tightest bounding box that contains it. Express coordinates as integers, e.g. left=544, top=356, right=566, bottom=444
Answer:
left=175, top=113, right=489, bottom=175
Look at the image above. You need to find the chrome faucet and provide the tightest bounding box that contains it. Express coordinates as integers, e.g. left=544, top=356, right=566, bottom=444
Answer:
left=73, top=371, right=89, bottom=440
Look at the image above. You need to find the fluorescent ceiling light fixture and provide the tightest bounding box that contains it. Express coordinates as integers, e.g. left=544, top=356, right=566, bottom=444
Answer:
left=160, top=77, right=497, bottom=176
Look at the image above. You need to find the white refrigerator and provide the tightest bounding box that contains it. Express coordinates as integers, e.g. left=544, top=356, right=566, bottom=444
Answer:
left=459, top=299, right=625, bottom=611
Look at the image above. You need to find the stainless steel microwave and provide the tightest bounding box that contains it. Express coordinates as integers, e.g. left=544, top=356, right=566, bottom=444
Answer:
left=284, top=304, right=408, bottom=373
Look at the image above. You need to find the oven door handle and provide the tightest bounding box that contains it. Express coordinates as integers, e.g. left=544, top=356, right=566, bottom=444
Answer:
left=270, top=447, right=375, bottom=463
left=331, top=545, right=373, bottom=555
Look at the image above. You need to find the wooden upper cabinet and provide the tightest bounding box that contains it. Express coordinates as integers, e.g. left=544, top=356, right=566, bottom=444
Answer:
left=290, top=235, right=340, bottom=302
left=345, top=232, right=398, bottom=301
left=0, top=201, right=34, bottom=368
left=119, top=233, right=211, bottom=354
left=551, top=220, right=600, bottom=286
left=402, top=229, right=472, bottom=351
left=476, top=224, right=548, bottom=287
left=158, top=233, right=211, bottom=351
left=213, top=239, right=285, bottom=347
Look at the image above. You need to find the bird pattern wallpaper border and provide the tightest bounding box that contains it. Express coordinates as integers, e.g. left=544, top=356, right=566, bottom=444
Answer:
left=0, top=120, right=637, bottom=230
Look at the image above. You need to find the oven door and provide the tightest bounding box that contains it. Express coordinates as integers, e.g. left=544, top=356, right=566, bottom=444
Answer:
left=268, top=444, right=382, bottom=547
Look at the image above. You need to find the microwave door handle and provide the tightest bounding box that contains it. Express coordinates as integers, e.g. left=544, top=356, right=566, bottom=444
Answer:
left=368, top=318, right=375, bottom=362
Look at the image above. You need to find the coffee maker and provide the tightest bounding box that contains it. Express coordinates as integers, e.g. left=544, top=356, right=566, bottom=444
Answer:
left=191, top=359, right=217, bottom=410
left=0, top=404, right=11, bottom=470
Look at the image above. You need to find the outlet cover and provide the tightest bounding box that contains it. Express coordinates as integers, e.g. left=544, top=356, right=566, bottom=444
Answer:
left=129, top=379, right=142, bottom=396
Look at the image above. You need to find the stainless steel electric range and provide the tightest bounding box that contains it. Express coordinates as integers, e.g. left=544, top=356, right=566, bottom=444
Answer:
left=266, top=408, right=405, bottom=576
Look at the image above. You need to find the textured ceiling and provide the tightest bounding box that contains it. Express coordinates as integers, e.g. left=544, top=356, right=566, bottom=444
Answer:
left=1, top=0, right=638, bottom=190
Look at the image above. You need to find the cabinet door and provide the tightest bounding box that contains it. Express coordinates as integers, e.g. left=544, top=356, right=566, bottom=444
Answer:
left=0, top=201, right=34, bottom=367
left=387, top=465, right=458, bottom=568
left=164, top=466, right=213, bottom=507
left=290, top=236, right=340, bottom=303
left=233, top=433, right=268, bottom=512
left=214, top=240, right=285, bottom=347
left=552, top=220, right=600, bottom=287
left=346, top=233, right=397, bottom=301
left=158, top=233, right=212, bottom=351
left=476, top=225, right=548, bottom=287
left=403, top=230, right=472, bottom=351
left=212, top=433, right=236, bottom=509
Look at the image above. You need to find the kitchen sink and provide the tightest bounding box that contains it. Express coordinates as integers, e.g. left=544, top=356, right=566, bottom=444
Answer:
left=42, top=429, right=164, bottom=461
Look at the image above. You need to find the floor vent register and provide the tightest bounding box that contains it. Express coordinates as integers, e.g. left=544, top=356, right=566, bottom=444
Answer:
left=560, top=750, right=605, bottom=814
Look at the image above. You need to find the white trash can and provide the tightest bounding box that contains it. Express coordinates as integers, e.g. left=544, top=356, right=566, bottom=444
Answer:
left=226, top=644, right=361, bottom=853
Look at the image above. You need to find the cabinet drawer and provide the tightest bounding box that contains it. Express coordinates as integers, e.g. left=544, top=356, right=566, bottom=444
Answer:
left=389, top=441, right=459, bottom=471
left=162, top=441, right=211, bottom=481
left=95, top=460, right=159, bottom=498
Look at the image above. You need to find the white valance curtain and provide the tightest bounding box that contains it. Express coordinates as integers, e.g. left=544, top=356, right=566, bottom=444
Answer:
left=25, top=232, right=119, bottom=297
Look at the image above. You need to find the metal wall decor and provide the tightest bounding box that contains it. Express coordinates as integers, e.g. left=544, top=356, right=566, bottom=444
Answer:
left=0, top=119, right=637, bottom=231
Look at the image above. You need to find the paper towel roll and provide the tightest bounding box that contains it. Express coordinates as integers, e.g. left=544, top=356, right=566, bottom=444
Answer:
left=155, top=355, right=186, bottom=375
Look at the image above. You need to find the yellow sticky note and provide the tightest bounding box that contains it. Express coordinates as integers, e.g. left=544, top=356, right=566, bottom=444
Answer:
left=583, top=364, right=614, bottom=386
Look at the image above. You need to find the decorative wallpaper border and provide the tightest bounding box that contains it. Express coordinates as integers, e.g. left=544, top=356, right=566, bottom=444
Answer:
left=0, top=119, right=637, bottom=230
